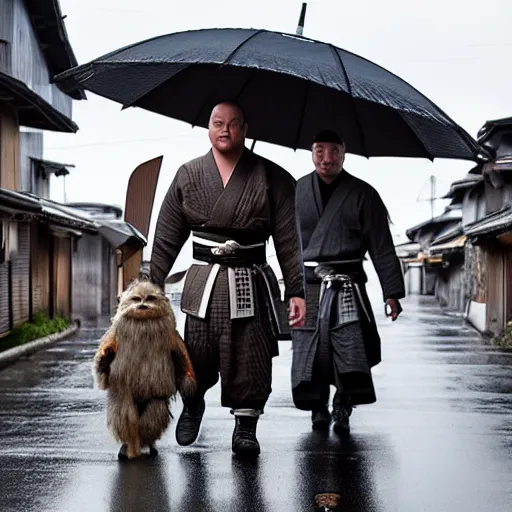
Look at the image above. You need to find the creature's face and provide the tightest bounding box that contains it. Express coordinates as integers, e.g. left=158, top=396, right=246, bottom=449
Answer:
left=115, top=279, right=175, bottom=323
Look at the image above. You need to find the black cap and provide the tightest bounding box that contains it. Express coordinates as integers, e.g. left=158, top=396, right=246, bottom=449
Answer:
left=312, top=130, right=344, bottom=145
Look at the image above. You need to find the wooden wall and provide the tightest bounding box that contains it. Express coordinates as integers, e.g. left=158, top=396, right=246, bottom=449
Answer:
left=71, top=233, right=103, bottom=320
left=30, top=221, right=50, bottom=314
left=19, top=131, right=43, bottom=193
left=53, top=235, right=71, bottom=318
left=486, top=246, right=505, bottom=336
left=0, top=101, right=20, bottom=191
left=11, top=221, right=30, bottom=326
left=5, top=0, right=72, bottom=118
left=72, top=233, right=117, bottom=321
left=0, top=259, right=9, bottom=334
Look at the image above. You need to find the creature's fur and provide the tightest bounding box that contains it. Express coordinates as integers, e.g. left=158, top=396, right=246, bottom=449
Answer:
left=93, top=277, right=197, bottom=459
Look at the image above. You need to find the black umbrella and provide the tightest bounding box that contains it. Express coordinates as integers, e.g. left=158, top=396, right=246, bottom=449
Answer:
left=55, top=28, right=478, bottom=160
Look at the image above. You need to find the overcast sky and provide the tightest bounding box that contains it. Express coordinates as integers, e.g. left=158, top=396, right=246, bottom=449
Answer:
left=44, top=0, right=510, bottom=275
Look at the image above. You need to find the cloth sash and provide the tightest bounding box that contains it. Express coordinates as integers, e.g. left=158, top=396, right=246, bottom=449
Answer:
left=291, top=263, right=376, bottom=407
left=181, top=234, right=288, bottom=335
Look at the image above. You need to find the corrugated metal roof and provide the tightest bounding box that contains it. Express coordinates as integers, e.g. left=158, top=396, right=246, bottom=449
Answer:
left=31, top=158, right=75, bottom=177
left=430, top=222, right=463, bottom=246
left=395, top=241, right=421, bottom=258
left=477, top=116, right=512, bottom=143
left=1, top=189, right=145, bottom=248
left=464, top=206, right=512, bottom=237
left=442, top=174, right=483, bottom=199
left=429, top=235, right=467, bottom=254
left=0, top=188, right=41, bottom=213
left=406, top=208, right=462, bottom=240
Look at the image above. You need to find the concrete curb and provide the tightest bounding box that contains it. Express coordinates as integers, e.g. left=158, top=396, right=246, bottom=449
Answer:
left=0, top=322, right=80, bottom=370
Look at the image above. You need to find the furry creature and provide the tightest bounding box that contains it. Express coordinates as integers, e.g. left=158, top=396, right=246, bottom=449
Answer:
left=94, top=277, right=196, bottom=460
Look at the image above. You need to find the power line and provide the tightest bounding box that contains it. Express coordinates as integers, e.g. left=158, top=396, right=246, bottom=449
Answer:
left=45, top=133, right=195, bottom=151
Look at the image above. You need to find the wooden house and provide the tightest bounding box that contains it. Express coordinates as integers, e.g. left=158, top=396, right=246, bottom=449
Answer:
left=403, top=117, right=512, bottom=334
left=394, top=241, right=422, bottom=294
left=404, top=207, right=462, bottom=295
left=0, top=0, right=85, bottom=337
left=461, top=117, right=512, bottom=334
left=0, top=188, right=95, bottom=335
left=65, top=202, right=147, bottom=322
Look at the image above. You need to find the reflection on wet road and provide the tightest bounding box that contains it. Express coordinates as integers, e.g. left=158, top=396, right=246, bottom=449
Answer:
left=1, top=287, right=511, bottom=511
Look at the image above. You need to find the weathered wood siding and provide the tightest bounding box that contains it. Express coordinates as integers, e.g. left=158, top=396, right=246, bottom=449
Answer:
left=10, top=221, right=30, bottom=327
left=101, top=239, right=114, bottom=316
left=72, top=233, right=103, bottom=320
left=19, top=131, right=43, bottom=192
left=0, top=101, right=20, bottom=190
left=30, top=221, right=50, bottom=315
left=434, top=259, right=465, bottom=313
left=486, top=246, right=505, bottom=335
left=53, top=235, right=71, bottom=318
left=72, top=234, right=116, bottom=320
left=0, top=261, right=9, bottom=334
left=0, top=0, right=72, bottom=117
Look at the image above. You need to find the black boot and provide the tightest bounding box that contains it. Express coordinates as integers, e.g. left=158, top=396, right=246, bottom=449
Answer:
left=332, top=393, right=352, bottom=438
left=232, top=416, right=260, bottom=457
left=311, top=405, right=331, bottom=431
left=176, top=397, right=205, bottom=446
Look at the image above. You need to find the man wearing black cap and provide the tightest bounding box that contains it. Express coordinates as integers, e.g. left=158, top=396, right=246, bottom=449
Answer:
left=291, top=129, right=405, bottom=437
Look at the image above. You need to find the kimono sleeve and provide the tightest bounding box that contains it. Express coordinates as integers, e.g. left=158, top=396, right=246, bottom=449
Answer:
left=268, top=166, right=305, bottom=300
left=361, top=187, right=405, bottom=301
left=149, top=168, right=191, bottom=289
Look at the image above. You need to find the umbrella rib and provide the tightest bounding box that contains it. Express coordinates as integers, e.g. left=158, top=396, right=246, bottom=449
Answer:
left=327, top=45, right=369, bottom=158
left=397, top=111, right=434, bottom=161
left=189, top=66, right=258, bottom=128
left=220, top=29, right=266, bottom=66
left=293, top=80, right=311, bottom=151
left=190, top=39, right=264, bottom=128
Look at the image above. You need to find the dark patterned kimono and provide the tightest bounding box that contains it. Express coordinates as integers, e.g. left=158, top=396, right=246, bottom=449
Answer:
left=150, top=147, right=304, bottom=412
left=291, top=169, right=405, bottom=410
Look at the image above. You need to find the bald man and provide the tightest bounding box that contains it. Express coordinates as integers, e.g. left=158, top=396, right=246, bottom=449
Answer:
left=150, top=101, right=305, bottom=457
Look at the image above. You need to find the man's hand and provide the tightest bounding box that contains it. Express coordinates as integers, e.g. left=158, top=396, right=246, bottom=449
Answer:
left=385, top=299, right=402, bottom=322
left=288, top=297, right=306, bottom=328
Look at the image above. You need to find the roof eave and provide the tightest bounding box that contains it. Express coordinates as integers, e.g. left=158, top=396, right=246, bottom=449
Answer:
left=0, top=71, right=78, bottom=133
left=24, top=0, right=86, bottom=100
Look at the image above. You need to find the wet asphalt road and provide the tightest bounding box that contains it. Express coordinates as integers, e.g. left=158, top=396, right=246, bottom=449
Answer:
left=1, top=277, right=512, bottom=512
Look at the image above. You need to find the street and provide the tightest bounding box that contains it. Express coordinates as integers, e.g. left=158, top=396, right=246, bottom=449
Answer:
left=1, top=281, right=512, bottom=512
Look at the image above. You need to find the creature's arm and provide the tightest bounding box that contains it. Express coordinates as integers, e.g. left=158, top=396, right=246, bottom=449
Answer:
left=93, top=327, right=118, bottom=390
left=170, top=330, right=197, bottom=399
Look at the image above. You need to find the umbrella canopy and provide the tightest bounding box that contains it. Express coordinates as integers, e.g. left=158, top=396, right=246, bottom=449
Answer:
left=55, top=28, right=478, bottom=160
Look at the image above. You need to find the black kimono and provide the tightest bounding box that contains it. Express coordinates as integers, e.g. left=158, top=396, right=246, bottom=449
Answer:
left=150, top=147, right=304, bottom=412
left=291, top=169, right=405, bottom=409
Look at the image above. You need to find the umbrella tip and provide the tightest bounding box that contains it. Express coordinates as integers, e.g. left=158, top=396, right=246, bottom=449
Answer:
left=295, top=2, right=307, bottom=36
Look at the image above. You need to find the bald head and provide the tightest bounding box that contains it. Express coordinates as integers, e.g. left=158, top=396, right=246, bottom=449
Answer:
left=208, top=101, right=248, bottom=155
left=209, top=101, right=246, bottom=125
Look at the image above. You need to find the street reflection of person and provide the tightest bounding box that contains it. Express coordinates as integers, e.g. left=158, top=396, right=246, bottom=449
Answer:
left=292, top=130, right=405, bottom=437
left=108, top=458, right=171, bottom=512
left=294, top=432, right=379, bottom=512
left=149, top=100, right=306, bottom=457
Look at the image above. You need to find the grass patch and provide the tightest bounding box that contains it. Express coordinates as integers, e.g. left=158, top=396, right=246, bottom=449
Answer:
left=0, top=312, right=71, bottom=353
left=492, top=322, right=512, bottom=349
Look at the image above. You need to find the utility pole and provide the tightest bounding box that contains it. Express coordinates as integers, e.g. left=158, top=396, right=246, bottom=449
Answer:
left=416, top=174, right=438, bottom=220
left=429, top=175, right=436, bottom=220
left=296, top=2, right=307, bottom=35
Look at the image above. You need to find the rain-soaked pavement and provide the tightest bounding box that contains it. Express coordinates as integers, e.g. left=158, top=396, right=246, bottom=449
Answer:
left=1, top=275, right=512, bottom=512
